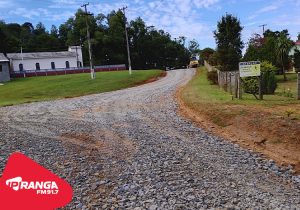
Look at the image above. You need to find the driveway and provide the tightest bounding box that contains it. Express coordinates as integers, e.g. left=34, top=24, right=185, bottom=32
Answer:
left=0, top=69, right=299, bottom=209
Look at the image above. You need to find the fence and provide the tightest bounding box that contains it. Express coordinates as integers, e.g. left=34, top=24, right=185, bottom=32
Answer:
left=217, top=70, right=240, bottom=96
left=298, top=73, right=300, bottom=100
left=204, top=61, right=240, bottom=96
left=11, top=64, right=126, bottom=78
left=204, top=60, right=218, bottom=72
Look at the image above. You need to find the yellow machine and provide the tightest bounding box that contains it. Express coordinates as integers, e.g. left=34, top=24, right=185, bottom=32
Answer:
left=189, top=56, right=199, bottom=68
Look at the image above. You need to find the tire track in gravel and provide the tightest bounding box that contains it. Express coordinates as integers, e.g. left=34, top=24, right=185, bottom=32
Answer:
left=0, top=69, right=300, bottom=209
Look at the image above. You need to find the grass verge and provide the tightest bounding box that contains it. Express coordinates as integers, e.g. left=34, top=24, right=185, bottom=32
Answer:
left=0, top=70, right=164, bottom=107
left=179, top=67, right=300, bottom=173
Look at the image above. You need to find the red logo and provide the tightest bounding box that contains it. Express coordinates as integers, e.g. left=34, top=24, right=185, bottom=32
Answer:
left=0, top=152, right=73, bottom=210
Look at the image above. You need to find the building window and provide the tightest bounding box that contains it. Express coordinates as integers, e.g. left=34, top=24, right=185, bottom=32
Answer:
left=0, top=64, right=2, bottom=72
left=65, top=61, right=70, bottom=69
left=19, top=63, right=24, bottom=71
left=51, top=62, right=55, bottom=69
left=36, top=63, right=40, bottom=70
left=77, top=61, right=82, bottom=67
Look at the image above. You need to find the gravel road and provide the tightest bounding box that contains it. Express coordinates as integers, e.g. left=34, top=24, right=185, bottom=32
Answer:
left=0, top=69, right=300, bottom=209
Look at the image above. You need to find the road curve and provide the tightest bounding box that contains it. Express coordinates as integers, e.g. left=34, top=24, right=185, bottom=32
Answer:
left=0, top=69, right=299, bottom=209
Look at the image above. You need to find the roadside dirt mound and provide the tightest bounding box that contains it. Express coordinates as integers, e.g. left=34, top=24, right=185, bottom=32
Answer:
left=177, top=88, right=300, bottom=174
left=60, top=130, right=136, bottom=161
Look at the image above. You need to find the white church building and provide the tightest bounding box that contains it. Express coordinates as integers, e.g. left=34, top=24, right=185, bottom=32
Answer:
left=7, top=46, right=83, bottom=72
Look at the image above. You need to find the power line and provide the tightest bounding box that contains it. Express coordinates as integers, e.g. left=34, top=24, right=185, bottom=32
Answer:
left=120, top=6, right=132, bottom=75
left=81, top=2, right=95, bottom=80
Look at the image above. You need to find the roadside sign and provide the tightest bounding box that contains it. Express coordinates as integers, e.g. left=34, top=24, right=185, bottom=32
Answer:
left=239, top=61, right=261, bottom=78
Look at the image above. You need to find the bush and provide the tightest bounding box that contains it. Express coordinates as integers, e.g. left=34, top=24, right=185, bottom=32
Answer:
left=207, top=71, right=218, bottom=85
left=242, top=77, right=259, bottom=95
left=261, top=70, right=277, bottom=94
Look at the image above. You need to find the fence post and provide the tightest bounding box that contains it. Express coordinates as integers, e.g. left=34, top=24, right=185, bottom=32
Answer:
left=229, top=73, right=232, bottom=94
left=234, top=73, right=238, bottom=98
left=298, top=73, right=300, bottom=100
left=237, top=74, right=242, bottom=99
left=258, top=76, right=263, bottom=100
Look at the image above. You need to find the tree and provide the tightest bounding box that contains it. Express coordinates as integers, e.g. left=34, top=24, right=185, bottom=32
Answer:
left=0, top=10, right=190, bottom=69
left=188, top=39, right=200, bottom=55
left=242, top=61, right=277, bottom=98
left=214, top=14, right=244, bottom=71
left=276, top=33, right=293, bottom=81
left=50, top=25, right=58, bottom=38
left=200, top=48, right=215, bottom=61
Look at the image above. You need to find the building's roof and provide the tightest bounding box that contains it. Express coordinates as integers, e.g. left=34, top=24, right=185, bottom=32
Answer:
left=295, top=41, right=300, bottom=46
left=0, top=53, right=9, bottom=62
left=6, top=51, right=77, bottom=60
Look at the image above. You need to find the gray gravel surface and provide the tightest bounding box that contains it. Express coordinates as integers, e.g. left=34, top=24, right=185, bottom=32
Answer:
left=0, top=69, right=300, bottom=209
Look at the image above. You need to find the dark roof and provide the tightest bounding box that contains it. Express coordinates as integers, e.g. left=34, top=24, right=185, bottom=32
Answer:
left=0, top=53, right=9, bottom=62
left=6, top=51, right=77, bottom=60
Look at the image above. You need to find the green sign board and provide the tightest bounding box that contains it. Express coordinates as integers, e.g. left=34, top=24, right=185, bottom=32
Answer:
left=239, top=61, right=261, bottom=78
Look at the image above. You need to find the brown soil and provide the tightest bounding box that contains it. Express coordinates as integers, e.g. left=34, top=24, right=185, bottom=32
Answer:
left=60, top=130, right=136, bottom=161
left=177, top=88, right=300, bottom=174
left=134, top=71, right=167, bottom=86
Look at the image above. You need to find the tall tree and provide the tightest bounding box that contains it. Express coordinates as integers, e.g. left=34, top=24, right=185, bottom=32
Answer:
left=188, top=39, right=200, bottom=55
left=276, top=33, right=293, bottom=80
left=200, top=48, right=215, bottom=61
left=214, top=14, right=244, bottom=71
left=0, top=10, right=190, bottom=69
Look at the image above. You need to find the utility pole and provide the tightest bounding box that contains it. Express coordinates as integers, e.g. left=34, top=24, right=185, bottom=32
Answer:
left=81, top=3, right=95, bottom=79
left=21, top=46, right=24, bottom=63
left=120, top=6, right=132, bottom=75
left=259, top=24, right=267, bottom=35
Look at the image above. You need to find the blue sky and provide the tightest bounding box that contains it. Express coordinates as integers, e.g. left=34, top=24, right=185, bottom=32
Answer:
left=1, top=0, right=300, bottom=49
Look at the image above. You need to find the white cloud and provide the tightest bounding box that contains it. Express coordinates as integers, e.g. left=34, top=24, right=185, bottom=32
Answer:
left=193, top=0, right=219, bottom=8
left=3, top=0, right=220, bottom=46
left=9, top=7, right=74, bottom=21
left=9, top=8, right=41, bottom=19
left=0, top=0, right=14, bottom=8
left=248, top=1, right=281, bottom=20
left=257, top=5, right=278, bottom=13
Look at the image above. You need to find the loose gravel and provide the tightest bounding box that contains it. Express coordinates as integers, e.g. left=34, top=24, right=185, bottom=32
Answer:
left=0, top=69, right=300, bottom=209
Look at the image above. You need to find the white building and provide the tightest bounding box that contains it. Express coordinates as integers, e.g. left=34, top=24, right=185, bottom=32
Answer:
left=0, top=53, right=10, bottom=82
left=289, top=41, right=300, bottom=56
left=7, top=46, right=83, bottom=72
left=289, top=41, right=300, bottom=72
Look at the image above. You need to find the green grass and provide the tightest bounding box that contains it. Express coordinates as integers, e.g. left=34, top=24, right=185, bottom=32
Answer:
left=0, top=70, right=162, bottom=106
left=275, top=73, right=298, bottom=98
left=182, top=67, right=298, bottom=107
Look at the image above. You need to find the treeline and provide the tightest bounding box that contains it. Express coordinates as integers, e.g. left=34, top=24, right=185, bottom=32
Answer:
left=0, top=9, right=197, bottom=69
left=200, top=14, right=300, bottom=97
left=200, top=14, right=300, bottom=78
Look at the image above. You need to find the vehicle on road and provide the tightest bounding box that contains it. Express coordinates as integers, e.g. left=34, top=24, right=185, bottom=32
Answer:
left=189, top=56, right=199, bottom=68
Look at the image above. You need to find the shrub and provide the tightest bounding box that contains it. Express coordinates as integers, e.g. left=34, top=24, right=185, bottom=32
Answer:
left=242, top=61, right=277, bottom=95
left=207, top=71, right=218, bottom=85
left=242, top=77, right=259, bottom=95
left=261, top=70, right=277, bottom=94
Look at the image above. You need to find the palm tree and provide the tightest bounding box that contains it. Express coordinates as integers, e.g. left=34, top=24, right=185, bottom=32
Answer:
left=276, top=34, right=293, bottom=81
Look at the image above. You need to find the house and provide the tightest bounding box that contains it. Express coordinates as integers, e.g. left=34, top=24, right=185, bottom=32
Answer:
left=0, top=53, right=10, bottom=82
left=289, top=41, right=300, bottom=72
left=6, top=46, right=83, bottom=72
left=289, top=41, right=300, bottom=56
